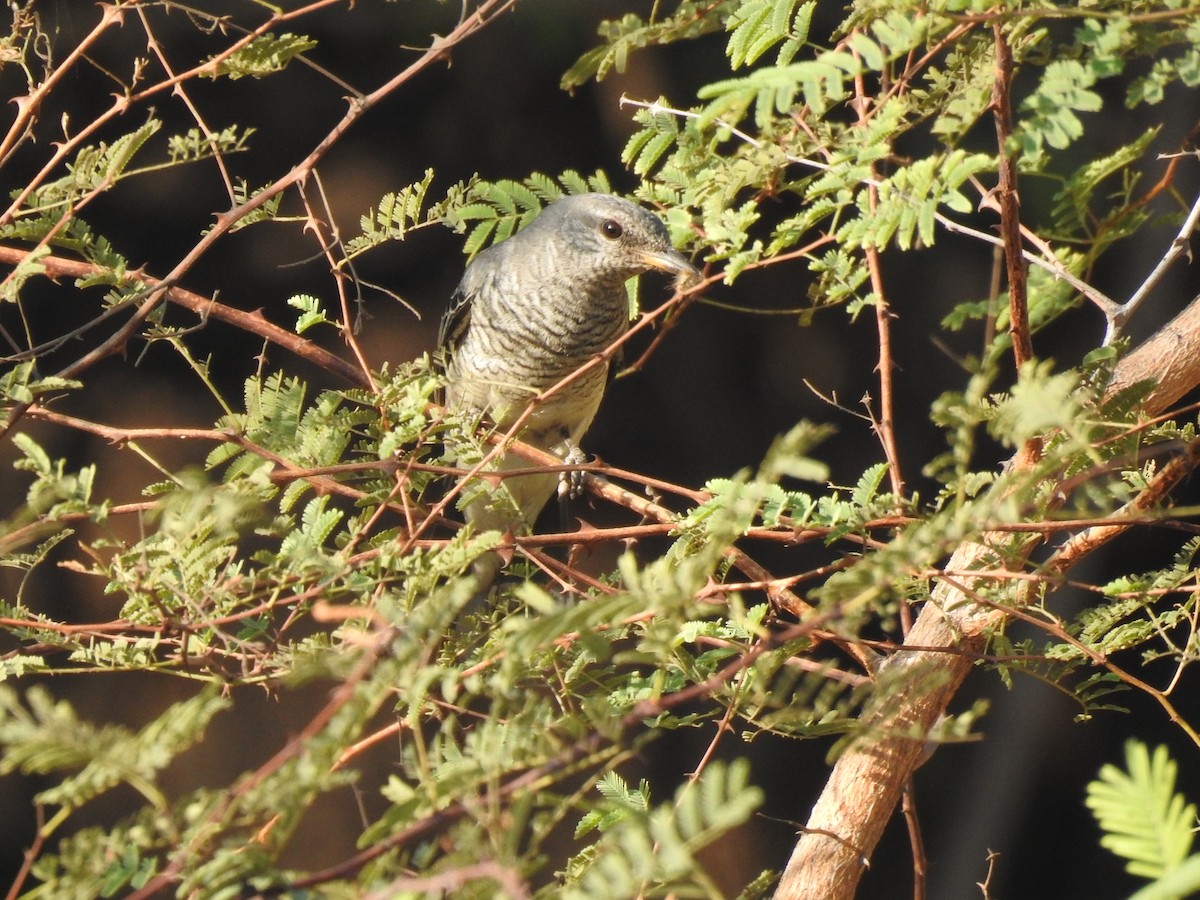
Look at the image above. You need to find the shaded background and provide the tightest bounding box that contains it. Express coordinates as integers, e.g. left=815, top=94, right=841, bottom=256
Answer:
left=3, top=1, right=1200, bottom=896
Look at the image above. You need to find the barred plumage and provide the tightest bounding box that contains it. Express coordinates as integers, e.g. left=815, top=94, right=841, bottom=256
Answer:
left=438, top=193, right=698, bottom=589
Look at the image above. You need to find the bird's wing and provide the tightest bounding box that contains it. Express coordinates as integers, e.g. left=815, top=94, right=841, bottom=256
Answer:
left=437, top=281, right=473, bottom=357
left=438, top=240, right=510, bottom=358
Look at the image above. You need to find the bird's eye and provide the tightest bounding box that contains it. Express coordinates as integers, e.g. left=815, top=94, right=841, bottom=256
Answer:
left=601, top=219, right=624, bottom=240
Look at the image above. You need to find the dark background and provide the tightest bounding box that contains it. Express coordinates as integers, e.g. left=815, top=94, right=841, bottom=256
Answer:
left=3, top=2, right=1200, bottom=897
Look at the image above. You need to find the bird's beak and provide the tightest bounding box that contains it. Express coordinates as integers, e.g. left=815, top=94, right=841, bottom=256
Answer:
left=639, top=248, right=701, bottom=288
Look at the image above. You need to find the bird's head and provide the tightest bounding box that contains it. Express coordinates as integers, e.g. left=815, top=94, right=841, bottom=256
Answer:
left=533, top=193, right=700, bottom=289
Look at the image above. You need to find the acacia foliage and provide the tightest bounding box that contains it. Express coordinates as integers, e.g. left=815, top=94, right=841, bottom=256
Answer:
left=3, top=1, right=1200, bottom=897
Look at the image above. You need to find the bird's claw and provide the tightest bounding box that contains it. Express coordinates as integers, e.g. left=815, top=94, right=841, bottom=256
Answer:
left=558, top=444, right=589, bottom=501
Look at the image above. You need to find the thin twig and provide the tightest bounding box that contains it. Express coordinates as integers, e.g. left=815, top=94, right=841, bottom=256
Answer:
left=620, top=95, right=1122, bottom=320
left=0, top=245, right=369, bottom=387
left=1111, top=188, right=1200, bottom=343
left=990, top=22, right=1033, bottom=370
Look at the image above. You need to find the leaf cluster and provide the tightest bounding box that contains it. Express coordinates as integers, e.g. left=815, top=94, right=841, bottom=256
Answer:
left=4, top=1, right=1200, bottom=896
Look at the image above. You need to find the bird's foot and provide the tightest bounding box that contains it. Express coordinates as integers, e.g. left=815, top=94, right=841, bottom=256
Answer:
left=557, top=442, right=589, bottom=502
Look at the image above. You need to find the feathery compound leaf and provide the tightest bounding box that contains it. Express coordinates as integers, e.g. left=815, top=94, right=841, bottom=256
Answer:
left=166, top=124, right=255, bottom=163
left=278, top=495, right=344, bottom=564
left=848, top=151, right=991, bottom=251
left=16, top=120, right=161, bottom=214
left=446, top=171, right=611, bottom=257
left=562, top=5, right=727, bottom=90
left=726, top=0, right=811, bottom=69
left=1087, top=741, right=1196, bottom=879
left=208, top=33, right=317, bottom=80
left=575, top=772, right=651, bottom=837
left=625, top=126, right=678, bottom=177
left=1051, top=127, right=1157, bottom=238
left=92, top=120, right=161, bottom=184
left=1017, top=60, right=1102, bottom=158
left=0, top=685, right=228, bottom=811
left=0, top=246, right=48, bottom=304
left=224, top=179, right=283, bottom=232
left=852, top=462, right=889, bottom=507
left=564, top=760, right=762, bottom=898
left=988, top=360, right=1086, bottom=449
left=346, top=168, right=437, bottom=257
left=286, top=294, right=331, bottom=334
left=698, top=57, right=855, bottom=127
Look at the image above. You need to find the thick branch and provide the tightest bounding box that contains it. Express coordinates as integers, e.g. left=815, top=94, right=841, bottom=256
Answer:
left=1105, top=292, right=1200, bottom=411
left=775, top=291, right=1200, bottom=898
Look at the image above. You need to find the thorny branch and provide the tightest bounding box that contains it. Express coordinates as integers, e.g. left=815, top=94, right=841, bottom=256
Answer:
left=0, top=246, right=369, bottom=389
left=990, top=22, right=1033, bottom=373
left=5, top=4, right=1200, bottom=897
left=775, top=142, right=1200, bottom=900
left=0, top=0, right=515, bottom=437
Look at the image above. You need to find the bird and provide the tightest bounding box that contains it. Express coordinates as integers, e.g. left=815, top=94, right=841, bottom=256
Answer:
left=437, top=192, right=699, bottom=593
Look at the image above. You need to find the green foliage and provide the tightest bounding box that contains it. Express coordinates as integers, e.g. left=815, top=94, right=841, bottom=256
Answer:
left=1087, top=741, right=1200, bottom=889
left=11, top=433, right=96, bottom=518
left=445, top=170, right=614, bottom=258
left=286, top=293, right=331, bottom=334
left=845, top=150, right=991, bottom=251
left=344, top=167, right=437, bottom=259
left=697, top=56, right=858, bottom=127
left=226, top=179, right=284, bottom=231
left=725, top=0, right=814, bottom=69
left=562, top=760, right=763, bottom=898
left=561, top=4, right=733, bottom=90
left=208, top=33, right=318, bottom=80
left=1016, top=60, right=1103, bottom=160
left=166, top=125, right=256, bottom=164
left=4, top=1, right=1200, bottom=896
left=1047, top=538, right=1200, bottom=665
left=575, top=772, right=652, bottom=838
left=0, top=362, right=82, bottom=405
left=0, top=686, right=228, bottom=813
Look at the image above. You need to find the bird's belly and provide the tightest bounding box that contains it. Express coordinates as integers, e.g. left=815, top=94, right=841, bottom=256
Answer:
left=454, top=369, right=605, bottom=534
left=453, top=360, right=608, bottom=442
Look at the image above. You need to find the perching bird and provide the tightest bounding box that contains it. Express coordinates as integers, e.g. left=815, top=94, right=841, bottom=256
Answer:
left=438, top=192, right=699, bottom=590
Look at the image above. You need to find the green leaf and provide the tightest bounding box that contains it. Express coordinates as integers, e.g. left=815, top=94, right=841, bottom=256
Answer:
left=1129, top=856, right=1200, bottom=900
left=209, top=33, right=318, bottom=80
left=166, top=124, right=255, bottom=163
left=1017, top=60, right=1102, bottom=157
left=345, top=168, right=438, bottom=258
left=987, top=360, right=1085, bottom=449
left=564, top=760, right=762, bottom=897
left=444, top=171, right=612, bottom=258
left=287, top=293, right=331, bottom=334
left=726, top=0, right=812, bottom=69
left=698, top=57, right=855, bottom=127
left=1087, top=740, right=1196, bottom=879
left=562, top=6, right=727, bottom=90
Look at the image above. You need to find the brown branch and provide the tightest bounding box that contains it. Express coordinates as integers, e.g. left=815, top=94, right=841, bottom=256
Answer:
left=775, top=296, right=1200, bottom=897
left=1, top=0, right=347, bottom=227
left=850, top=30, right=905, bottom=502
left=989, top=21, right=1042, bottom=485
left=989, top=24, right=1032, bottom=369
left=282, top=620, right=817, bottom=892
left=1043, top=435, right=1200, bottom=577
left=127, top=631, right=393, bottom=899
left=970, top=584, right=1200, bottom=747
left=297, top=172, right=379, bottom=389
left=0, top=245, right=369, bottom=386
left=2, top=0, right=517, bottom=439
left=0, top=5, right=125, bottom=166
left=1105, top=293, right=1200, bottom=411
left=134, top=5, right=239, bottom=202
